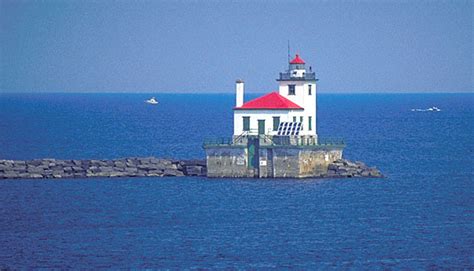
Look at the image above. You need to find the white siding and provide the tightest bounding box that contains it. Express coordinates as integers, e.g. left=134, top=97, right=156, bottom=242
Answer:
left=233, top=110, right=304, bottom=136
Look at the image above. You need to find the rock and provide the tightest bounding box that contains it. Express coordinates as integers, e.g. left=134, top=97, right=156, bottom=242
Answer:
left=27, top=166, right=44, bottom=174
left=65, top=160, right=75, bottom=166
left=95, top=172, right=111, bottom=177
left=103, top=160, right=112, bottom=166
left=55, top=160, right=66, bottom=166
left=126, top=158, right=139, bottom=165
left=87, top=166, right=100, bottom=173
left=18, top=173, right=31, bottom=178
left=181, top=159, right=206, bottom=167
left=51, top=165, right=64, bottom=171
left=29, top=173, right=43, bottom=179
left=13, top=166, right=27, bottom=172
left=112, top=167, right=125, bottom=172
left=90, top=160, right=106, bottom=166
left=110, top=172, right=127, bottom=178
left=72, top=166, right=84, bottom=172
left=184, top=165, right=203, bottom=176
left=114, top=161, right=126, bottom=168
left=147, top=170, right=163, bottom=177
left=4, top=172, right=19, bottom=179
left=72, top=160, right=82, bottom=166
left=125, top=167, right=138, bottom=173
left=163, top=168, right=185, bottom=177
left=369, top=168, right=382, bottom=177
left=336, top=167, right=348, bottom=173
left=62, top=173, right=75, bottom=178
left=346, top=161, right=358, bottom=168
left=99, top=166, right=114, bottom=173
left=137, top=164, right=151, bottom=170
left=138, top=169, right=148, bottom=175
left=81, top=160, right=91, bottom=168
left=30, top=160, right=43, bottom=166
left=151, top=158, right=172, bottom=165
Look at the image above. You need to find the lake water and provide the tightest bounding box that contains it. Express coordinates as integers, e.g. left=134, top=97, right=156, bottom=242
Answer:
left=0, top=93, right=473, bottom=269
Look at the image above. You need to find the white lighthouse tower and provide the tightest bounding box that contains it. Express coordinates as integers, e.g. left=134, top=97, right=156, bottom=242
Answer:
left=277, top=54, right=317, bottom=139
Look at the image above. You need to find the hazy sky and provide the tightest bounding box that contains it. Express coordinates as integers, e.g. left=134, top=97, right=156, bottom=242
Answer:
left=1, top=0, right=472, bottom=93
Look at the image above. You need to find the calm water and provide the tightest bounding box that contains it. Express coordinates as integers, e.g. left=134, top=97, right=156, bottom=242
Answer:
left=0, top=93, right=473, bottom=269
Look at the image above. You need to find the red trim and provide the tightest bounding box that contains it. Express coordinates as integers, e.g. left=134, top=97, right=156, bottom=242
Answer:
left=234, top=92, right=303, bottom=110
left=290, top=54, right=305, bottom=64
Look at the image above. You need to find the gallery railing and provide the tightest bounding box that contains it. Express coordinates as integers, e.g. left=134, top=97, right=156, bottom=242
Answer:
left=278, top=72, right=317, bottom=81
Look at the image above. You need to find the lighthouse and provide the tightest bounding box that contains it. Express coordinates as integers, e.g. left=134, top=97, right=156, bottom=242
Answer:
left=233, top=53, right=317, bottom=142
left=204, top=52, right=344, bottom=178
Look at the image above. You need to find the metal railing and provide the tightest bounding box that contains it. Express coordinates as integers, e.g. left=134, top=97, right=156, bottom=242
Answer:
left=203, top=137, right=234, bottom=147
left=317, top=137, right=345, bottom=146
left=278, top=72, right=317, bottom=81
left=203, top=135, right=345, bottom=148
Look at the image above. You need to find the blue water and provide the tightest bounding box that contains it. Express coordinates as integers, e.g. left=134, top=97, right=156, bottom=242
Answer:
left=0, top=93, right=473, bottom=269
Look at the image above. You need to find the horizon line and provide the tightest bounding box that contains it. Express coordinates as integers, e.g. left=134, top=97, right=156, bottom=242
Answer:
left=1, top=91, right=473, bottom=95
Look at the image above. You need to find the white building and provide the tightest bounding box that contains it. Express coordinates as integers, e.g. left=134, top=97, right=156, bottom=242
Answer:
left=233, top=54, right=318, bottom=142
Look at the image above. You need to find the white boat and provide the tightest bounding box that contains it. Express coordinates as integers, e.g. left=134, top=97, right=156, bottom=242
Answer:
left=145, top=97, right=158, bottom=105
left=411, top=106, right=441, bottom=112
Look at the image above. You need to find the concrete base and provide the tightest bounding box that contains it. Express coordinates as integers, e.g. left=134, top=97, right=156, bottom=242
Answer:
left=204, top=144, right=344, bottom=178
left=205, top=146, right=256, bottom=178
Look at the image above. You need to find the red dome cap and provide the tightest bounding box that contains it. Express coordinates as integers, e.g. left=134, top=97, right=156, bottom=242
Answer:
left=290, top=54, right=305, bottom=64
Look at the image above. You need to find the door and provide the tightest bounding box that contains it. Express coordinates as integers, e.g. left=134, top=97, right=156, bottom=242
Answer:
left=247, top=137, right=259, bottom=170
left=258, top=120, right=265, bottom=135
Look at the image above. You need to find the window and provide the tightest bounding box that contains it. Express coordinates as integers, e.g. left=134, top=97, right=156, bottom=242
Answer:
left=300, top=116, right=303, bottom=123
left=308, top=116, right=312, bottom=131
left=258, top=120, right=265, bottom=135
left=308, top=84, right=312, bottom=95
left=293, top=116, right=296, bottom=122
left=273, top=116, right=280, bottom=131
left=243, top=116, right=250, bottom=131
left=288, top=85, right=296, bottom=95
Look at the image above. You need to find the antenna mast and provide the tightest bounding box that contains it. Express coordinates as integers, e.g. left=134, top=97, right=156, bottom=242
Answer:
left=287, top=40, right=291, bottom=64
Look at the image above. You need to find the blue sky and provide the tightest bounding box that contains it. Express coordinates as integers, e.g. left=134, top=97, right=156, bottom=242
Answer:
left=1, top=0, right=472, bottom=93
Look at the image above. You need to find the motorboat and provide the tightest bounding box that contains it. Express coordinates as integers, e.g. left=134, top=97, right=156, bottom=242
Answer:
left=411, top=106, right=441, bottom=112
left=145, top=97, right=158, bottom=105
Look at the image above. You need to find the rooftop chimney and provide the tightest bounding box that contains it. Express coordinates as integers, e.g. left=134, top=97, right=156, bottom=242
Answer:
left=235, top=79, right=244, bottom=107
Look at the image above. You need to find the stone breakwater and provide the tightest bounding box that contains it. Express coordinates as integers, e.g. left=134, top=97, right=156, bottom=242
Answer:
left=324, top=159, right=383, bottom=178
left=0, top=157, right=383, bottom=180
left=0, top=158, right=207, bottom=179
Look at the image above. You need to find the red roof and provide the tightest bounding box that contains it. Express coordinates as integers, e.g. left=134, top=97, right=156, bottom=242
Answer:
left=290, top=54, right=305, bottom=64
left=234, top=92, right=303, bottom=110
